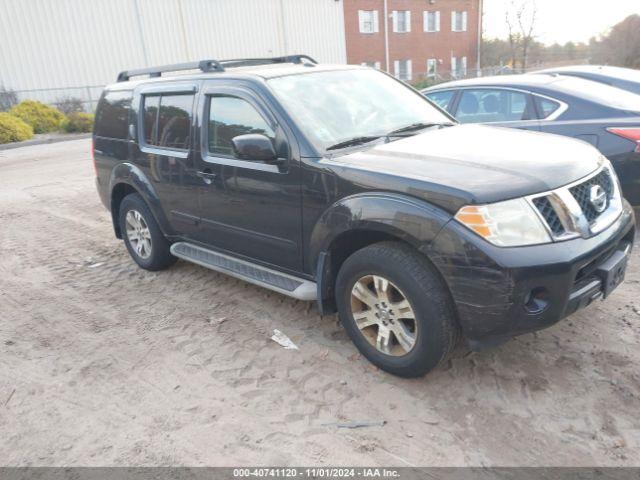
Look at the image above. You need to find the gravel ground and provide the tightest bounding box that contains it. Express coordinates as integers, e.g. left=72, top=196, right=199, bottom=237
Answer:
left=1, top=139, right=639, bottom=467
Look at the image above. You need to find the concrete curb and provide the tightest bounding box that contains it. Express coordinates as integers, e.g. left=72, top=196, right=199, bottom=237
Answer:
left=0, top=133, right=91, bottom=151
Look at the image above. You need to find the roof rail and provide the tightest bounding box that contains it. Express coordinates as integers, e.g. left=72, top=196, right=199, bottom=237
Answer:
left=116, top=54, right=318, bottom=82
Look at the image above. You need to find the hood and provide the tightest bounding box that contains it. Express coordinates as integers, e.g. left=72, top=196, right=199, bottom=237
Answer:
left=324, top=124, right=602, bottom=213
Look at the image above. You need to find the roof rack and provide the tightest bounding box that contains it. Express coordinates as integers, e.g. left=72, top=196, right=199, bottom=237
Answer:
left=117, top=54, right=318, bottom=82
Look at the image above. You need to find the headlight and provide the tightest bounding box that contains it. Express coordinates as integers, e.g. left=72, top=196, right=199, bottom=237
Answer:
left=455, top=198, right=551, bottom=247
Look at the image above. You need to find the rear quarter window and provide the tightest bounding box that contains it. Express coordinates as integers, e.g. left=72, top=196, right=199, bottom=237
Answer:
left=535, top=97, right=562, bottom=119
left=95, top=90, right=133, bottom=139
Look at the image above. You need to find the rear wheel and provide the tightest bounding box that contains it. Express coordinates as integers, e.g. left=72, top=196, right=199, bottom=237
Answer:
left=335, top=242, right=458, bottom=377
left=118, top=193, right=176, bottom=271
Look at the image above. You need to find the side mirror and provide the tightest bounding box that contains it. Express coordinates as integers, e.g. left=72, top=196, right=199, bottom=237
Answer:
left=231, top=134, right=277, bottom=162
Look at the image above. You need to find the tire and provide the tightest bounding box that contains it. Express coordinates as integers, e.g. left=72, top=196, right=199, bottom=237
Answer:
left=335, top=241, right=459, bottom=378
left=118, top=193, right=176, bottom=271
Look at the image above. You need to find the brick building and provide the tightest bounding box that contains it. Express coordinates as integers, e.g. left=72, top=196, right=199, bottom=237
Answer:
left=343, top=0, right=482, bottom=82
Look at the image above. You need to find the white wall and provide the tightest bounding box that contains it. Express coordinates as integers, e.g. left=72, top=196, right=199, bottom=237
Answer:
left=0, top=0, right=346, bottom=105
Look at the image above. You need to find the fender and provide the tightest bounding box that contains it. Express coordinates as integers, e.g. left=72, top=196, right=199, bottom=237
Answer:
left=108, top=162, right=173, bottom=238
left=309, top=192, right=453, bottom=266
left=310, top=192, right=453, bottom=314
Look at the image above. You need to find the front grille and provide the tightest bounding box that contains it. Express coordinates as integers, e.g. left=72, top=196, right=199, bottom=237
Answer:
left=569, top=169, right=613, bottom=223
left=527, top=165, right=621, bottom=241
left=532, top=196, right=565, bottom=236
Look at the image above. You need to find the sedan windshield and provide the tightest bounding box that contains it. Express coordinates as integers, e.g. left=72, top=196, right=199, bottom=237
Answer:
left=267, top=68, right=453, bottom=152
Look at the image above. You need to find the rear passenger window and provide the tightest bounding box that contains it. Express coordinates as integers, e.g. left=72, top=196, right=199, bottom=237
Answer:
left=95, top=91, right=132, bottom=139
left=207, top=95, right=275, bottom=157
left=143, top=95, right=160, bottom=145
left=142, top=93, right=193, bottom=150
left=456, top=89, right=529, bottom=123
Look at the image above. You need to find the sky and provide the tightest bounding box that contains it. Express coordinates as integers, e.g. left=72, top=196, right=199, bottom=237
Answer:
left=483, top=0, right=640, bottom=45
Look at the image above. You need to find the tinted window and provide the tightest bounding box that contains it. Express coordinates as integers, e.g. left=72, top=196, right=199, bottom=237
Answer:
left=142, top=93, right=193, bottom=149
left=455, top=89, right=529, bottom=123
left=208, top=95, right=275, bottom=157
left=95, top=90, right=132, bottom=139
left=143, top=95, right=160, bottom=145
left=426, top=91, right=455, bottom=112
left=158, top=95, right=193, bottom=149
left=536, top=97, right=561, bottom=119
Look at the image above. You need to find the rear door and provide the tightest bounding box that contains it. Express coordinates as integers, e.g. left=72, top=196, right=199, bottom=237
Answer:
left=450, top=88, right=540, bottom=131
left=192, top=81, right=303, bottom=272
left=134, top=82, right=201, bottom=238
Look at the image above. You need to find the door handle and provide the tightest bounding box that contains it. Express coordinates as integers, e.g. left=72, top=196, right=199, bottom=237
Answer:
left=197, top=169, right=217, bottom=185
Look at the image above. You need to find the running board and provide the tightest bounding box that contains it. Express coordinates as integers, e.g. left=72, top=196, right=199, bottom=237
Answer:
left=170, top=242, right=317, bottom=301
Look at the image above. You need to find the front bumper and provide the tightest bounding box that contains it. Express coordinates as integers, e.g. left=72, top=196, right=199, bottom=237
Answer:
left=429, top=201, right=636, bottom=350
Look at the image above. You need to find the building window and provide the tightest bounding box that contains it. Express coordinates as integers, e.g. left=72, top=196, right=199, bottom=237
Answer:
left=358, top=10, right=379, bottom=33
left=394, top=59, right=412, bottom=81
left=427, top=59, right=438, bottom=78
left=451, top=56, right=467, bottom=78
left=361, top=61, right=382, bottom=69
left=423, top=11, right=440, bottom=32
left=392, top=11, right=411, bottom=33
left=451, top=11, right=468, bottom=32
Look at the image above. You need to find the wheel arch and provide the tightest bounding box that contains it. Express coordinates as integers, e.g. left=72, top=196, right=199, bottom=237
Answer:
left=310, top=193, right=452, bottom=315
left=109, top=163, right=171, bottom=239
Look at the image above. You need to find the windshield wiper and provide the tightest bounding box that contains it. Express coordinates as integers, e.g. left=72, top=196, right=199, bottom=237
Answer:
left=326, top=136, right=383, bottom=151
left=387, top=122, right=454, bottom=136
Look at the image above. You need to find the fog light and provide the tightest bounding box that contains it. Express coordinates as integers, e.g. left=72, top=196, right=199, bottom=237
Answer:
left=524, top=287, right=549, bottom=314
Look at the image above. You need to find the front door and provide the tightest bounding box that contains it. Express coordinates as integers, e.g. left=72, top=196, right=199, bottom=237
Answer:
left=193, top=83, right=302, bottom=272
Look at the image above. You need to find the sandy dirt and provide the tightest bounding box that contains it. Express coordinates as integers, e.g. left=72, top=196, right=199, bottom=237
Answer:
left=0, top=139, right=639, bottom=467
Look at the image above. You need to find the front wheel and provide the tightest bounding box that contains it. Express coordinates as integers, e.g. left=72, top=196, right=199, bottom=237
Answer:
left=335, top=242, right=459, bottom=377
left=118, top=193, right=176, bottom=271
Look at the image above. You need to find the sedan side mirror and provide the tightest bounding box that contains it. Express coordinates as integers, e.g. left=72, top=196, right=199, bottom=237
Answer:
left=231, top=134, right=277, bottom=162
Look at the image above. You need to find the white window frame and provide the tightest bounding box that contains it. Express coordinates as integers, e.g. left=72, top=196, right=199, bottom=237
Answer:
left=423, top=11, right=440, bottom=32
left=451, top=56, right=467, bottom=78
left=358, top=10, right=379, bottom=34
left=451, top=11, right=468, bottom=32
left=392, top=10, right=411, bottom=33
left=394, top=59, right=413, bottom=81
left=427, top=58, right=438, bottom=78
left=361, top=61, right=382, bottom=69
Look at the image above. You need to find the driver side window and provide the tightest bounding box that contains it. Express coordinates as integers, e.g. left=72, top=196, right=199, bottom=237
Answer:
left=208, top=95, right=275, bottom=157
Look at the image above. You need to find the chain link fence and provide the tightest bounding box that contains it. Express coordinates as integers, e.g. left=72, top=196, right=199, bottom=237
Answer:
left=1, top=85, right=105, bottom=113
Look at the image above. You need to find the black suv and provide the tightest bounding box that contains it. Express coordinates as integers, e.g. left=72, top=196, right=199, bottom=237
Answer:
left=93, top=56, right=635, bottom=377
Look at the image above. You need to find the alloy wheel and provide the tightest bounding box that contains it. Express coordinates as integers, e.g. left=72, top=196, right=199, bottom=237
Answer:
left=350, top=275, right=417, bottom=356
left=125, top=209, right=152, bottom=259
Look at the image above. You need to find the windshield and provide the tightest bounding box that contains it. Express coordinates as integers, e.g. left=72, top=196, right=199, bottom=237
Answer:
left=267, top=68, right=452, bottom=151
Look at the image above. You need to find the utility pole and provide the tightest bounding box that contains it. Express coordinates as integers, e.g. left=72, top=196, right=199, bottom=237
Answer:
left=384, top=0, right=390, bottom=72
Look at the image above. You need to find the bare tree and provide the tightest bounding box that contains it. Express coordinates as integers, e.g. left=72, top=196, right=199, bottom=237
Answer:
left=517, top=0, right=537, bottom=69
left=505, top=0, right=537, bottom=70
left=504, top=8, right=519, bottom=68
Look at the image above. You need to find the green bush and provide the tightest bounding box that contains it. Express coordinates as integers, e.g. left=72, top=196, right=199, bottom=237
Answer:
left=61, top=112, right=94, bottom=133
left=10, top=100, right=64, bottom=133
left=411, top=78, right=440, bottom=90
left=0, top=112, right=34, bottom=144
